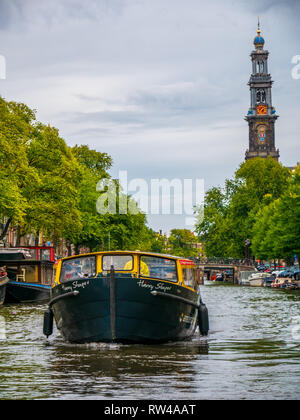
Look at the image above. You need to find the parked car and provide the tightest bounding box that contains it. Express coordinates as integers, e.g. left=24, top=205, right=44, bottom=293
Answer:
left=224, top=269, right=234, bottom=280
left=278, top=267, right=297, bottom=278
left=272, top=268, right=286, bottom=277
left=216, top=273, right=224, bottom=281
left=293, top=270, right=300, bottom=281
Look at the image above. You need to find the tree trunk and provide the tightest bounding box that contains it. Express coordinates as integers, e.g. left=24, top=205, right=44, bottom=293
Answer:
left=15, top=226, right=21, bottom=247
left=0, top=217, right=12, bottom=241
left=66, top=241, right=72, bottom=257
left=35, top=231, right=40, bottom=247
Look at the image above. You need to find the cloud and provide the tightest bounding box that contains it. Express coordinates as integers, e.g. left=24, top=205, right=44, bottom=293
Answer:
left=0, top=0, right=299, bottom=232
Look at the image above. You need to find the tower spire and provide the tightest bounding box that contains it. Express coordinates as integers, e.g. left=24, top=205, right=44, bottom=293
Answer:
left=245, top=22, right=279, bottom=161
left=253, top=17, right=265, bottom=49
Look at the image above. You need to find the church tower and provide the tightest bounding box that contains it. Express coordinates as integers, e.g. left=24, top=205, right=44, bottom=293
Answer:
left=245, top=21, right=279, bottom=160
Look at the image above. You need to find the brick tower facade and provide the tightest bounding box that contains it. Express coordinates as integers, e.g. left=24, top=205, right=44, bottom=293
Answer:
left=245, top=21, right=279, bottom=160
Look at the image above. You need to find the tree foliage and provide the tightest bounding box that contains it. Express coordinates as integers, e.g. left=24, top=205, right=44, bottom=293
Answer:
left=252, top=166, right=300, bottom=260
left=168, top=229, right=200, bottom=258
left=195, top=157, right=295, bottom=260
left=0, top=96, right=155, bottom=251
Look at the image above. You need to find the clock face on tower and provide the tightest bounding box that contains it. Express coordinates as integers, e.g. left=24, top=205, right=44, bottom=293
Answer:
left=257, top=105, right=267, bottom=115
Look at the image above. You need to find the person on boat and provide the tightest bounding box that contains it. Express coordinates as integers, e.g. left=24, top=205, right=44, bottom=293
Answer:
left=0, top=266, right=7, bottom=277
left=63, top=261, right=80, bottom=280
left=123, top=259, right=150, bottom=276
left=140, top=261, right=150, bottom=276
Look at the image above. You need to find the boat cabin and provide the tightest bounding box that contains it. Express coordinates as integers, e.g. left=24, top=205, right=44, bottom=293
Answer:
left=54, top=251, right=199, bottom=292
left=0, top=246, right=55, bottom=286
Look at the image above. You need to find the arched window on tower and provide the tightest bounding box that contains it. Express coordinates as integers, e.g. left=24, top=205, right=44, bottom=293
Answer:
left=256, top=61, right=265, bottom=74
left=256, top=88, right=266, bottom=104
left=260, top=61, right=265, bottom=73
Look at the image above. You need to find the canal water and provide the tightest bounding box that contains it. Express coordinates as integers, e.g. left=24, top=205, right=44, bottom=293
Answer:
left=0, top=284, right=299, bottom=400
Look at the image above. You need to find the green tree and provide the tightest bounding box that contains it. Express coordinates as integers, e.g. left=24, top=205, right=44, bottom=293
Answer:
left=168, top=229, right=200, bottom=258
left=252, top=166, right=300, bottom=261
left=0, top=97, right=37, bottom=240
left=195, top=187, right=229, bottom=257
left=69, top=146, right=154, bottom=253
left=195, top=157, right=291, bottom=258
left=0, top=97, right=83, bottom=245
left=24, top=124, right=83, bottom=243
left=149, top=231, right=168, bottom=254
left=72, top=144, right=112, bottom=178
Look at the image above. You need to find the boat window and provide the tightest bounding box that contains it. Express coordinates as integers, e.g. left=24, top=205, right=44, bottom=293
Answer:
left=40, top=249, right=51, bottom=261
left=139, top=256, right=178, bottom=282
left=102, top=255, right=133, bottom=271
left=182, top=267, right=197, bottom=289
left=41, top=266, right=53, bottom=285
left=24, top=249, right=37, bottom=260
left=60, top=256, right=96, bottom=282
left=21, top=265, right=35, bottom=283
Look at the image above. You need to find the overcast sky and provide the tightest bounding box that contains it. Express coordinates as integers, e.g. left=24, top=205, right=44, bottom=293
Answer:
left=0, top=0, right=299, bottom=232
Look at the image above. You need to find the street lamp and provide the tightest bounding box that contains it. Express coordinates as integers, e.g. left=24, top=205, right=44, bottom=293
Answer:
left=244, top=239, right=251, bottom=265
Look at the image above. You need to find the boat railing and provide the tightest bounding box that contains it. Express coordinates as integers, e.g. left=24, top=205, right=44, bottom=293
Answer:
left=16, top=269, right=26, bottom=282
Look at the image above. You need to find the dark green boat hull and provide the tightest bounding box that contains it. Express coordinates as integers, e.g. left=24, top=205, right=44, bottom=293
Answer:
left=51, top=275, right=200, bottom=344
left=5, top=281, right=51, bottom=304
left=0, top=276, right=8, bottom=305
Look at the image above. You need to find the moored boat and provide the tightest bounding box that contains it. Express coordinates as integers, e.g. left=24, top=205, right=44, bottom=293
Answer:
left=0, top=271, right=9, bottom=305
left=238, top=270, right=255, bottom=286
left=249, top=272, right=269, bottom=287
left=43, top=251, right=209, bottom=344
left=263, top=277, right=274, bottom=287
left=0, top=247, right=55, bottom=303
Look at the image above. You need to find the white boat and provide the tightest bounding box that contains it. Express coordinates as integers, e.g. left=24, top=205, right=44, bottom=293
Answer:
left=238, top=271, right=255, bottom=286
left=248, top=272, right=269, bottom=287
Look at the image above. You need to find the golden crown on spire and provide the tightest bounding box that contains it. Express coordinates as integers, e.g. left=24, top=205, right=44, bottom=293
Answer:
left=254, top=17, right=264, bottom=48
left=257, top=16, right=261, bottom=34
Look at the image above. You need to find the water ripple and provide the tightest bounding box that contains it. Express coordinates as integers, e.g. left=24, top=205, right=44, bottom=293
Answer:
left=0, top=286, right=300, bottom=399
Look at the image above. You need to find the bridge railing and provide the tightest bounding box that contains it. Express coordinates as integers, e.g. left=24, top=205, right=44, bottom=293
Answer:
left=190, top=257, right=255, bottom=266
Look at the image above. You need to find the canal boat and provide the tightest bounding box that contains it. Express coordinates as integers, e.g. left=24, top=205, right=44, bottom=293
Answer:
left=248, top=272, right=269, bottom=287
left=0, top=247, right=55, bottom=303
left=285, top=281, right=300, bottom=291
left=43, top=251, right=209, bottom=344
left=238, top=271, right=254, bottom=286
left=0, top=269, right=9, bottom=305
left=262, top=277, right=274, bottom=288
left=271, top=277, right=294, bottom=289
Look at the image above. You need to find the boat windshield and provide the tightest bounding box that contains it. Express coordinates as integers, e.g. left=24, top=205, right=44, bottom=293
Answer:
left=182, top=267, right=197, bottom=288
left=102, top=255, right=133, bottom=271
left=139, top=256, right=178, bottom=282
left=60, top=256, right=96, bottom=282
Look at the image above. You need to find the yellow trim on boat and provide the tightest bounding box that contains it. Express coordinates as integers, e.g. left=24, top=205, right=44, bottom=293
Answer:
left=53, top=251, right=198, bottom=291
